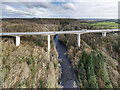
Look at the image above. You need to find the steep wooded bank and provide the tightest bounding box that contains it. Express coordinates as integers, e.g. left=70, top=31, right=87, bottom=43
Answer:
left=1, top=36, right=61, bottom=88
left=58, top=33, right=120, bottom=88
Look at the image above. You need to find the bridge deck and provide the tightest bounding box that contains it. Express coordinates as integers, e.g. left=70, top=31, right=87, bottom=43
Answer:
left=0, top=29, right=119, bottom=36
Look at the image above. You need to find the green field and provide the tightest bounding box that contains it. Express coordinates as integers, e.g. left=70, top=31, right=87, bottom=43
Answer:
left=80, top=22, right=118, bottom=29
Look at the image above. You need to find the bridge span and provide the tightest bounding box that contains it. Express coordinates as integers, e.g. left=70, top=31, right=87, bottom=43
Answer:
left=0, top=29, right=119, bottom=52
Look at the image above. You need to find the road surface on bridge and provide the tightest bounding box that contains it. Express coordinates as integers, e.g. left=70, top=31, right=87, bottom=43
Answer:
left=0, top=29, right=119, bottom=36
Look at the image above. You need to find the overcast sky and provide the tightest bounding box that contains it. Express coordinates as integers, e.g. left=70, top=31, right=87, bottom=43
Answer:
left=1, top=0, right=120, bottom=19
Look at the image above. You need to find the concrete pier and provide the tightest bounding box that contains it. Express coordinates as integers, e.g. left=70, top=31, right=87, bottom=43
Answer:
left=16, top=36, right=20, bottom=46
left=102, top=32, right=107, bottom=37
left=48, top=35, right=50, bottom=52
left=78, top=34, right=81, bottom=47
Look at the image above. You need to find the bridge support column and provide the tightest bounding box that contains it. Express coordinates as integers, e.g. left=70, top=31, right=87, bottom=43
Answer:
left=78, top=34, right=81, bottom=47
left=48, top=35, right=50, bottom=52
left=16, top=36, right=20, bottom=46
left=102, top=32, right=106, bottom=37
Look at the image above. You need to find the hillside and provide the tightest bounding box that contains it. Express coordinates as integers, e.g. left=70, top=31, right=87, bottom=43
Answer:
left=58, top=32, right=120, bottom=88
left=1, top=35, right=61, bottom=88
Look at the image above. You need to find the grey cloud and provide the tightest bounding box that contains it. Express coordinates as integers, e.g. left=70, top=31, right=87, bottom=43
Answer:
left=21, top=2, right=52, bottom=9
left=2, top=2, right=50, bottom=18
left=2, top=2, right=118, bottom=19
left=62, top=2, right=76, bottom=10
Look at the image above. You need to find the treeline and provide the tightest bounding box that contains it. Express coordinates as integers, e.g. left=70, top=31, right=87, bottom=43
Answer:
left=2, top=18, right=118, bottom=33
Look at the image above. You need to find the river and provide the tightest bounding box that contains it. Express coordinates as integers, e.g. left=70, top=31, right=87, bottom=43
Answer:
left=54, top=35, right=78, bottom=88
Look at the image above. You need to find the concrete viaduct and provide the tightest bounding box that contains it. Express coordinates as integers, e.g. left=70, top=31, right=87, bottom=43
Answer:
left=0, top=29, right=119, bottom=52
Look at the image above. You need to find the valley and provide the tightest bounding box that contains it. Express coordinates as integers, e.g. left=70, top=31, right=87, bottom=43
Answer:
left=1, top=18, right=120, bottom=88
